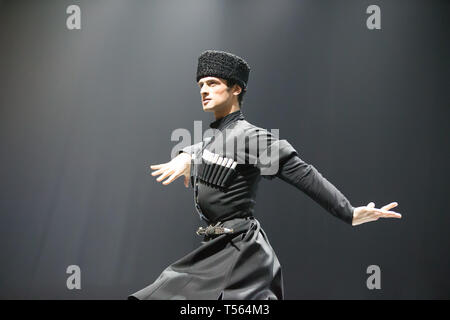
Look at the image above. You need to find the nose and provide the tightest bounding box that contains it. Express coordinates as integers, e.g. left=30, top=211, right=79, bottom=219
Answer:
left=200, top=84, right=209, bottom=96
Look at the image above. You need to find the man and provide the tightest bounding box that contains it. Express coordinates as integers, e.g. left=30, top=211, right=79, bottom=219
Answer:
left=128, top=50, right=401, bottom=300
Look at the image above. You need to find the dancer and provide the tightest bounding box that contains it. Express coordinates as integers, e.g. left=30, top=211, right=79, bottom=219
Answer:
left=128, top=50, right=401, bottom=300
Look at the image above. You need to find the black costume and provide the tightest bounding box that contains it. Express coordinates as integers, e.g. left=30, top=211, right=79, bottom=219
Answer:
left=128, top=51, right=354, bottom=300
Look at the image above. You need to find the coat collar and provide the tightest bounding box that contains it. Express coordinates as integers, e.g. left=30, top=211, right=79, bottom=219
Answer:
left=209, top=110, right=245, bottom=131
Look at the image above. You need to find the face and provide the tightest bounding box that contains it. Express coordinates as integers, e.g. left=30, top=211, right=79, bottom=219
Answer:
left=197, top=76, right=241, bottom=112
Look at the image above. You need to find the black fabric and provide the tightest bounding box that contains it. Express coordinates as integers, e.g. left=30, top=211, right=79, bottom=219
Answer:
left=128, top=217, right=283, bottom=300
left=129, top=110, right=354, bottom=300
left=276, top=154, right=354, bottom=225
left=196, top=161, right=260, bottom=224
left=196, top=50, right=250, bottom=90
left=195, top=129, right=354, bottom=225
left=209, top=109, right=245, bottom=130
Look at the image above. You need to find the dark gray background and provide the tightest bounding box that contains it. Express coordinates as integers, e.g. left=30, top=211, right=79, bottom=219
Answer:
left=0, top=0, right=448, bottom=299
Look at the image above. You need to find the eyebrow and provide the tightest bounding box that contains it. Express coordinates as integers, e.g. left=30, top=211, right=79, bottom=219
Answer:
left=198, top=79, right=218, bottom=86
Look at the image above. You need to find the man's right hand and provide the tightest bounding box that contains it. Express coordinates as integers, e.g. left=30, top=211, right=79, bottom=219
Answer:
left=150, top=152, right=192, bottom=188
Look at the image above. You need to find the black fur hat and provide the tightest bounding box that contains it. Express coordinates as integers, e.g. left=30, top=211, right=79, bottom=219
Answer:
left=196, top=50, right=250, bottom=90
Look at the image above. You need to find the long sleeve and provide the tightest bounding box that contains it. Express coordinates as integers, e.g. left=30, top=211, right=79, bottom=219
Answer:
left=275, top=154, right=354, bottom=225
left=242, top=126, right=353, bottom=224
left=176, top=137, right=213, bottom=189
left=176, top=142, right=202, bottom=189
left=177, top=141, right=203, bottom=157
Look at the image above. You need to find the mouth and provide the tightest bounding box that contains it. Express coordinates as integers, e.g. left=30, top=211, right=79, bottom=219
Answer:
left=203, top=99, right=211, bottom=105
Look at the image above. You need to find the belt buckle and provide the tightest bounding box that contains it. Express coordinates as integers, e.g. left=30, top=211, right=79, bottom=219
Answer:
left=196, top=222, right=234, bottom=236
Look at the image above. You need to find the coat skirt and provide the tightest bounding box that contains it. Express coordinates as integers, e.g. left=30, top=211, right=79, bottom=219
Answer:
left=128, top=216, right=283, bottom=300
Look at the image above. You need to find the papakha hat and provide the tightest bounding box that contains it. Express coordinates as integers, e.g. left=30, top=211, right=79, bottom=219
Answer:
left=196, top=50, right=250, bottom=90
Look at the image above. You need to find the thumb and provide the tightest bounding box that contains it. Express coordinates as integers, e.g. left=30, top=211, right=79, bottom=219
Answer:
left=184, top=176, right=189, bottom=188
left=367, top=202, right=375, bottom=208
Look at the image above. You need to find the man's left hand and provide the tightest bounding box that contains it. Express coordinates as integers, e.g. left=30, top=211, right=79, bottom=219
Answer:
left=352, top=201, right=402, bottom=226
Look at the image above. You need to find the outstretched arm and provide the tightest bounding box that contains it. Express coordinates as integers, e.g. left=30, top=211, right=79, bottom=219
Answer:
left=149, top=137, right=214, bottom=188
left=275, top=154, right=401, bottom=226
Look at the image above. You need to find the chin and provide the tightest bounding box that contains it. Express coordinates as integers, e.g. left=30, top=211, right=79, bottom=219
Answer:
left=202, top=104, right=216, bottom=111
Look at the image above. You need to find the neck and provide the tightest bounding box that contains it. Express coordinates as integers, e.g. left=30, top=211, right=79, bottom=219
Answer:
left=213, top=103, right=240, bottom=120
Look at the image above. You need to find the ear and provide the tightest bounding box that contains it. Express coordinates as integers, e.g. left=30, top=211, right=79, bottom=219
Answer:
left=233, top=84, right=242, bottom=96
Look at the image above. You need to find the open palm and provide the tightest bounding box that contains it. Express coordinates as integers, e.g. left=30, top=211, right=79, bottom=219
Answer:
left=352, top=201, right=402, bottom=226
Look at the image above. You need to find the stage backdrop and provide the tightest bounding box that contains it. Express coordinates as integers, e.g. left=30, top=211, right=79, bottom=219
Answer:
left=0, top=0, right=448, bottom=299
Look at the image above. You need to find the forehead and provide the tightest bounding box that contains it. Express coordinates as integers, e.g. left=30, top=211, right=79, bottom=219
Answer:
left=197, top=76, right=225, bottom=84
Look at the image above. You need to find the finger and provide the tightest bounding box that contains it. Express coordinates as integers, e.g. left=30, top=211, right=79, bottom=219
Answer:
left=163, top=172, right=180, bottom=185
left=151, top=168, right=166, bottom=176
left=367, top=202, right=375, bottom=208
left=184, top=176, right=189, bottom=188
left=152, top=163, right=171, bottom=175
left=374, top=209, right=402, bottom=218
left=381, top=202, right=398, bottom=211
left=380, top=213, right=402, bottom=219
left=157, top=168, right=174, bottom=182
left=150, top=163, right=168, bottom=170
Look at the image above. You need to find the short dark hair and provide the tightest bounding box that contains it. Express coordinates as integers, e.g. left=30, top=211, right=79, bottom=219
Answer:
left=225, top=79, right=246, bottom=108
